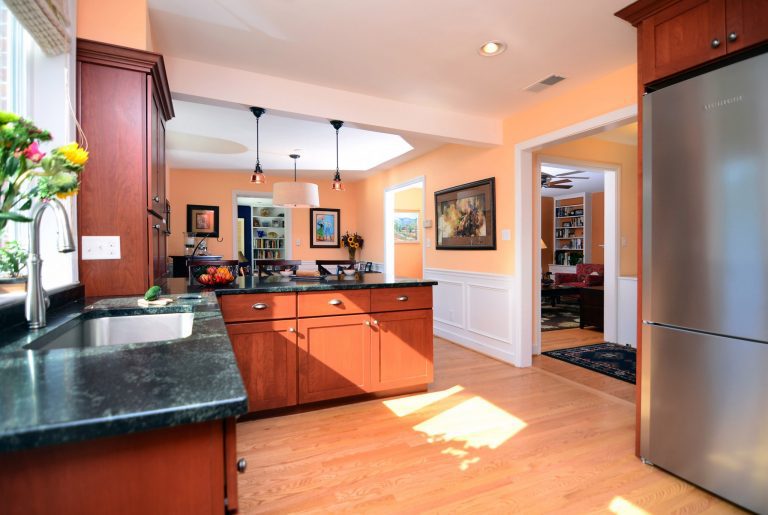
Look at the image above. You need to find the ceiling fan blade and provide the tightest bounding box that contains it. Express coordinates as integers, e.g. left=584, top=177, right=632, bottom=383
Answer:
left=549, top=179, right=572, bottom=185
left=557, top=176, right=588, bottom=179
left=557, top=171, right=587, bottom=177
left=548, top=184, right=572, bottom=189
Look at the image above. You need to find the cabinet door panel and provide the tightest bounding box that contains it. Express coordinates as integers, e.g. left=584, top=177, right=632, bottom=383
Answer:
left=298, top=315, right=370, bottom=403
left=371, top=310, right=433, bottom=391
left=227, top=320, right=298, bottom=412
left=640, top=0, right=726, bottom=83
left=725, top=0, right=768, bottom=52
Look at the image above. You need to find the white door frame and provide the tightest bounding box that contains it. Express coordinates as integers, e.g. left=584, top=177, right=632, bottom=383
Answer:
left=534, top=157, right=620, bottom=354
left=513, top=105, right=637, bottom=367
left=384, top=176, right=426, bottom=277
left=231, top=190, right=292, bottom=260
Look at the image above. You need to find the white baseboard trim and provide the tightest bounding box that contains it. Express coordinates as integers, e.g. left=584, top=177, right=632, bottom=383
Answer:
left=434, top=325, right=517, bottom=365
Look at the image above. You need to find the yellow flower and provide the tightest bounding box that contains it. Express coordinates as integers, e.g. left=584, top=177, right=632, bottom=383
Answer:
left=57, top=142, right=89, bottom=166
left=56, top=190, right=78, bottom=200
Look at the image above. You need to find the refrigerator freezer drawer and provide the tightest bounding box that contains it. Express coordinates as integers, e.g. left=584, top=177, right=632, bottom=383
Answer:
left=643, top=324, right=768, bottom=513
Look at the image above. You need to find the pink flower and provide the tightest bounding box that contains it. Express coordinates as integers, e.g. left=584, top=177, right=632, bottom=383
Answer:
left=23, top=141, right=45, bottom=163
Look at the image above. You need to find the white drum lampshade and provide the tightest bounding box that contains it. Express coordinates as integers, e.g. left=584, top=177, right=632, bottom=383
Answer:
left=272, top=181, right=320, bottom=208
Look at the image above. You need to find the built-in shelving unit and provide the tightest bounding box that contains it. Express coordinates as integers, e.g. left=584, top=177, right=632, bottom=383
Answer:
left=553, top=193, right=591, bottom=267
left=252, top=206, right=287, bottom=267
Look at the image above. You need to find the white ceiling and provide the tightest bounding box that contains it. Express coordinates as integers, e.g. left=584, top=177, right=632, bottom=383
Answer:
left=540, top=164, right=604, bottom=198
left=148, top=0, right=636, bottom=118
left=166, top=99, right=422, bottom=178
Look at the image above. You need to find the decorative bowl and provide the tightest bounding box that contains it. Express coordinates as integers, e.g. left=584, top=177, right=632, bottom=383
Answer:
left=190, top=264, right=238, bottom=286
left=342, top=269, right=356, bottom=276
left=279, top=270, right=294, bottom=277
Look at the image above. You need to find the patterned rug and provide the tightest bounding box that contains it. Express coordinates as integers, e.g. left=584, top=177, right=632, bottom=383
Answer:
left=542, top=343, right=636, bottom=384
left=541, top=304, right=580, bottom=332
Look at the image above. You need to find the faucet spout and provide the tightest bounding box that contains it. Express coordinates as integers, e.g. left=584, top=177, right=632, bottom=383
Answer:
left=25, top=198, right=76, bottom=329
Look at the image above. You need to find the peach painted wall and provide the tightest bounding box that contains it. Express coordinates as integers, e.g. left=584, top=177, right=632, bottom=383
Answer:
left=394, top=187, right=424, bottom=278
left=535, top=136, right=638, bottom=275
left=168, top=169, right=359, bottom=262
left=356, top=64, right=637, bottom=275
left=77, top=0, right=150, bottom=50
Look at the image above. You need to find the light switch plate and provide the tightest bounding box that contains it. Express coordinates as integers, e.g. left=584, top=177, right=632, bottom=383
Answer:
left=295, top=239, right=301, bottom=246
left=423, top=219, right=433, bottom=228
left=82, top=236, right=121, bottom=260
left=501, top=229, right=511, bottom=241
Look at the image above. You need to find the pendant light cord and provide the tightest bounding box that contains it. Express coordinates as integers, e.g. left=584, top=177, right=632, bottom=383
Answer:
left=336, top=126, right=339, bottom=173
left=256, top=115, right=260, bottom=168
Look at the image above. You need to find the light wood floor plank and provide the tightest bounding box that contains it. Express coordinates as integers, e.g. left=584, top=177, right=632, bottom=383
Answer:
left=236, top=337, right=743, bottom=514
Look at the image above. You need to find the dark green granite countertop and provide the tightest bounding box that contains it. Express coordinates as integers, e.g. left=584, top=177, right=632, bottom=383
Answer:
left=165, top=273, right=437, bottom=295
left=0, top=291, right=247, bottom=453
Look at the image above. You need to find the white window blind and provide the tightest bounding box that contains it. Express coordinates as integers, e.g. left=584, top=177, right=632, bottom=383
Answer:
left=4, top=0, right=69, bottom=56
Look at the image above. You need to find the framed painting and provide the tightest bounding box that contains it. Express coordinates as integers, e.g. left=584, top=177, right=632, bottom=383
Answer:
left=309, top=208, right=340, bottom=248
left=394, top=210, right=420, bottom=243
left=186, top=204, right=219, bottom=237
left=435, top=177, right=496, bottom=250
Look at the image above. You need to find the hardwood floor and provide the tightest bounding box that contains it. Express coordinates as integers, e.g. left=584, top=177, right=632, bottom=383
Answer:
left=235, top=337, right=743, bottom=514
left=537, top=328, right=636, bottom=403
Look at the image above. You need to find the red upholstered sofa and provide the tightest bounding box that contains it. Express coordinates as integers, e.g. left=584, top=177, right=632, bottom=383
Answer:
left=554, top=263, right=604, bottom=288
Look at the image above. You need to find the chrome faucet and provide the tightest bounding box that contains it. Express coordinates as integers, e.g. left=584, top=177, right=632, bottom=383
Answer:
left=25, top=198, right=76, bottom=329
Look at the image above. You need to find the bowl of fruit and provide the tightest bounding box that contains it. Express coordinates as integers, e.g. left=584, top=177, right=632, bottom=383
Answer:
left=190, top=264, right=238, bottom=286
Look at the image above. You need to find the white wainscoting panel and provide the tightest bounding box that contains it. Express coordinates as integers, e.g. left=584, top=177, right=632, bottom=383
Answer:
left=424, top=268, right=517, bottom=365
left=618, top=276, right=638, bottom=348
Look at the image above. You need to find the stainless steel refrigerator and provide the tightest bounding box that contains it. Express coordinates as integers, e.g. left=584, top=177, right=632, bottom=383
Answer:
left=642, top=51, right=768, bottom=513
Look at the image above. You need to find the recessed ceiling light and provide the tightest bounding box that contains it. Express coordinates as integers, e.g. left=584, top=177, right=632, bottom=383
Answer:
left=479, top=40, right=506, bottom=57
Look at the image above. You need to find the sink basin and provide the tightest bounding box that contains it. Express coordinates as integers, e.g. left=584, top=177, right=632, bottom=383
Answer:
left=25, top=312, right=195, bottom=351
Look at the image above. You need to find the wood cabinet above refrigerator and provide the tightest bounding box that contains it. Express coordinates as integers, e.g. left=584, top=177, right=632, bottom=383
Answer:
left=76, top=39, right=174, bottom=297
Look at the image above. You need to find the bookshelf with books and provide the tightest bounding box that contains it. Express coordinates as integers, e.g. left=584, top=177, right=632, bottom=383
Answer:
left=553, top=193, right=591, bottom=267
left=252, top=206, right=287, bottom=268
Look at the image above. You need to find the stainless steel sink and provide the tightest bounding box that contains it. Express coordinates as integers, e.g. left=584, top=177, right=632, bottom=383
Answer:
left=25, top=312, right=195, bottom=351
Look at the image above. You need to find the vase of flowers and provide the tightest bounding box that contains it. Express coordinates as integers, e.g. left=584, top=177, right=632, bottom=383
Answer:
left=342, top=231, right=363, bottom=261
left=0, top=111, right=88, bottom=233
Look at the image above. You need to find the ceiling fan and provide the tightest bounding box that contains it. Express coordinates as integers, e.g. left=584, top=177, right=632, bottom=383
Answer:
left=541, top=170, right=589, bottom=189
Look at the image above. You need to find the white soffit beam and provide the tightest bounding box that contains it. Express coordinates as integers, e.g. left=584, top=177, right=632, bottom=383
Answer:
left=164, top=57, right=503, bottom=147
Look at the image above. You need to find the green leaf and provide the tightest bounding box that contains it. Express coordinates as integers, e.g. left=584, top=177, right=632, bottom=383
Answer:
left=0, top=211, right=32, bottom=223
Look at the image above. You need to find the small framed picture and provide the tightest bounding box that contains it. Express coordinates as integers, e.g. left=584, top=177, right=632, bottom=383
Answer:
left=309, top=208, right=340, bottom=248
left=394, top=210, right=420, bottom=243
left=186, top=204, right=219, bottom=237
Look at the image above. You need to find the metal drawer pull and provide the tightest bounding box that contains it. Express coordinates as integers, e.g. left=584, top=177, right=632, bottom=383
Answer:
left=252, top=303, right=268, bottom=310
left=396, top=296, right=409, bottom=302
left=237, top=458, right=247, bottom=473
left=328, top=299, right=342, bottom=306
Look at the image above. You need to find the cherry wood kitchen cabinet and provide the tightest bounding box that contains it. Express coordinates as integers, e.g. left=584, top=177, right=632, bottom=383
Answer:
left=227, top=320, right=298, bottom=412
left=0, top=419, right=240, bottom=515
left=617, top=0, right=768, bottom=84
left=297, top=313, right=372, bottom=403
left=76, top=39, right=174, bottom=296
left=370, top=309, right=434, bottom=391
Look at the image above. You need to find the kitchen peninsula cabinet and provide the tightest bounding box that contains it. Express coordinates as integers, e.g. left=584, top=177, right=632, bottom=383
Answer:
left=76, top=39, right=174, bottom=296
left=218, top=279, right=435, bottom=414
left=617, top=0, right=768, bottom=84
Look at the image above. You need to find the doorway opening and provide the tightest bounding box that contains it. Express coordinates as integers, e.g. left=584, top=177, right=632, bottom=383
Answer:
left=537, top=159, right=618, bottom=354
left=384, top=177, right=426, bottom=278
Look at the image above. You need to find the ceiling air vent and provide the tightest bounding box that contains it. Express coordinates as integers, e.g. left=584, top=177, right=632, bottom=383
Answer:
left=524, top=74, right=566, bottom=93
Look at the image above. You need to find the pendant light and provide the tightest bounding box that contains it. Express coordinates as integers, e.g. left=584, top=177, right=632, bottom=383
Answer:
left=330, top=120, right=345, bottom=191
left=249, top=107, right=266, bottom=184
left=272, top=153, right=320, bottom=208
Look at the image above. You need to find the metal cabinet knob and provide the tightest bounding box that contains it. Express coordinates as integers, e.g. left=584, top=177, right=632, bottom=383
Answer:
left=328, top=299, right=342, bottom=306
left=288, top=327, right=295, bottom=333
left=728, top=32, right=738, bottom=42
left=152, top=224, right=161, bottom=230
left=364, top=320, right=371, bottom=326
left=396, top=296, right=408, bottom=302
left=237, top=458, right=247, bottom=473
left=372, top=319, right=379, bottom=326
left=153, top=195, right=160, bottom=203
left=252, top=303, right=268, bottom=310
left=711, top=38, right=721, bottom=48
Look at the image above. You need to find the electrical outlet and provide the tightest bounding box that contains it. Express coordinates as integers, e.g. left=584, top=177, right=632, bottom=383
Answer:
left=82, top=236, right=121, bottom=260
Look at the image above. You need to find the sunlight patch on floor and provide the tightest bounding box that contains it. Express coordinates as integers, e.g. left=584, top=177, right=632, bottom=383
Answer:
left=382, top=385, right=464, bottom=417
left=609, top=496, right=650, bottom=515
left=413, top=396, right=527, bottom=451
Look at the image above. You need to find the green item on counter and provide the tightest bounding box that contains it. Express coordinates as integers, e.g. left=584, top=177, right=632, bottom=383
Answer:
left=144, top=285, right=162, bottom=301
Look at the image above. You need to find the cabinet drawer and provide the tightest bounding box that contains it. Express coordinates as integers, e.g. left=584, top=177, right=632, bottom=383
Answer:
left=371, top=287, right=432, bottom=312
left=220, top=293, right=296, bottom=322
left=298, top=290, right=370, bottom=318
